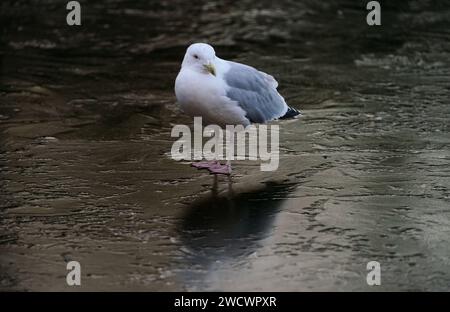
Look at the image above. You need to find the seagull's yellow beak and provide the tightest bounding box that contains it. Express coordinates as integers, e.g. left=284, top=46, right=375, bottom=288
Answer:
left=203, top=63, right=216, bottom=76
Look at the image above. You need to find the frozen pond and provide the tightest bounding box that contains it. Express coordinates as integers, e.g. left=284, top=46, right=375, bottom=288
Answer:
left=0, top=0, right=449, bottom=291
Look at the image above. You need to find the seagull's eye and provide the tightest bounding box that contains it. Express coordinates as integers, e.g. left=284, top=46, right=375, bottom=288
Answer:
left=193, top=54, right=199, bottom=59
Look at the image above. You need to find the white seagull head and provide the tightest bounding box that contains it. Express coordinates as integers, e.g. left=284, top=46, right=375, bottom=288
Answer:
left=181, top=43, right=217, bottom=76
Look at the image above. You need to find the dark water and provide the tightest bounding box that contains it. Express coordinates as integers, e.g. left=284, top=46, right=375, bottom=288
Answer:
left=1, top=0, right=449, bottom=291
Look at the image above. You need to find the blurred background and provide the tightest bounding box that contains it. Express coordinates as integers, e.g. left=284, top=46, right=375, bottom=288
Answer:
left=0, top=0, right=449, bottom=291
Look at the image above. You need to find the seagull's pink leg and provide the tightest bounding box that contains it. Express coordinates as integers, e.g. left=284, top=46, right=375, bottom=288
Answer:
left=191, top=160, right=220, bottom=169
left=191, top=161, right=232, bottom=175
left=191, top=127, right=234, bottom=175
left=208, top=161, right=232, bottom=175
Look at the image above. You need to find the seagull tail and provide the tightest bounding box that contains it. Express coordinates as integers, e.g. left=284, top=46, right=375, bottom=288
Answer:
left=279, top=106, right=302, bottom=119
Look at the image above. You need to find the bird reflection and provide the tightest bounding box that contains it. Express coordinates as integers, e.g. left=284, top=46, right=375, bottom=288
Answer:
left=177, top=176, right=296, bottom=287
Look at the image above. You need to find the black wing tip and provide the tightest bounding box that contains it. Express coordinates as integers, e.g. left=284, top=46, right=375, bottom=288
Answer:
left=279, top=107, right=302, bottom=119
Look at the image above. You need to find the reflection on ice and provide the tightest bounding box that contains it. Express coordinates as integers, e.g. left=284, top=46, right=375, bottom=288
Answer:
left=177, top=177, right=296, bottom=290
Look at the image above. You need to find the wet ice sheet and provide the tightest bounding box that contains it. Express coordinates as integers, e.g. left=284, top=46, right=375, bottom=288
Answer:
left=1, top=0, right=450, bottom=291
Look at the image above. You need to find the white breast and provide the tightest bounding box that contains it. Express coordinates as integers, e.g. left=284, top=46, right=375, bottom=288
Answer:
left=174, top=66, right=249, bottom=127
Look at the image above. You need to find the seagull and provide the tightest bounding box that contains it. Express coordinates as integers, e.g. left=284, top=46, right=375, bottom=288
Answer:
left=174, top=43, right=300, bottom=175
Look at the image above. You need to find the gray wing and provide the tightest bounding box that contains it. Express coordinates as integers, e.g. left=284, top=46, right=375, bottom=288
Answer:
left=224, top=61, right=288, bottom=123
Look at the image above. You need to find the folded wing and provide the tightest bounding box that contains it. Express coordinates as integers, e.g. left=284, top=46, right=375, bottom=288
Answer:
left=224, top=61, right=288, bottom=123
